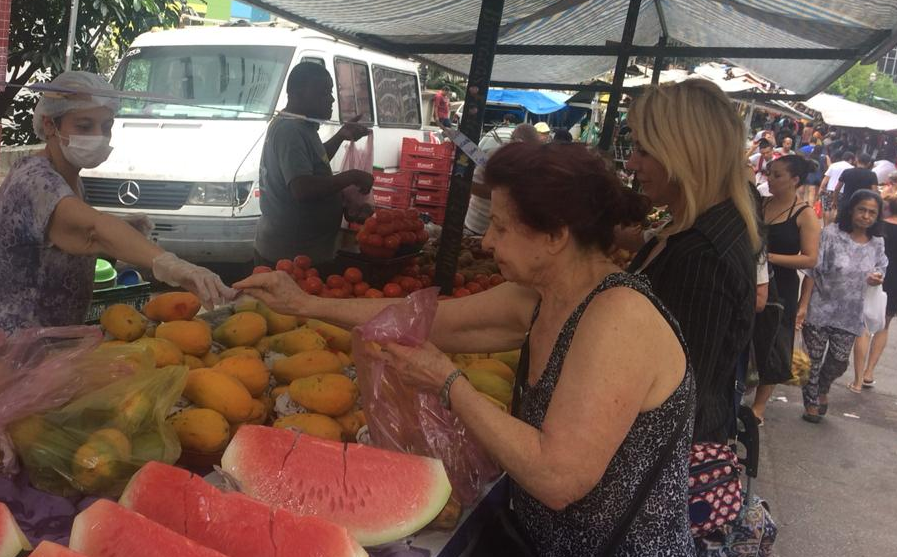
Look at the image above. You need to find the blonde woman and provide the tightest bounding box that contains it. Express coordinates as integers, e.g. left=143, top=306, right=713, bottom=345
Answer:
left=625, top=79, right=761, bottom=443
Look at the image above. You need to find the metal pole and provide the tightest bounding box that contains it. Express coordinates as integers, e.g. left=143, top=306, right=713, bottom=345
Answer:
left=598, top=0, right=642, bottom=151
left=651, top=36, right=667, bottom=85
left=64, top=0, right=80, bottom=71
left=433, top=0, right=504, bottom=294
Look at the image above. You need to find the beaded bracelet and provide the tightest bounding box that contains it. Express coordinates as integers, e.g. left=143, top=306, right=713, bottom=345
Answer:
left=439, top=369, right=465, bottom=410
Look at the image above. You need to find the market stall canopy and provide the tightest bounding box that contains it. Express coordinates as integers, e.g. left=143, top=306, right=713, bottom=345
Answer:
left=241, top=0, right=897, bottom=96
left=486, top=89, right=572, bottom=114
left=802, top=93, right=897, bottom=132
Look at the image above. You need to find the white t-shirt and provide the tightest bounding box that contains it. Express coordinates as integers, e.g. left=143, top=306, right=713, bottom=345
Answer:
left=464, top=162, right=491, bottom=235
left=749, top=153, right=773, bottom=193
left=824, top=161, right=854, bottom=192
left=873, top=160, right=896, bottom=184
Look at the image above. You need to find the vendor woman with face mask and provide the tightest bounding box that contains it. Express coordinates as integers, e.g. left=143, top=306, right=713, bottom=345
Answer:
left=0, top=71, right=236, bottom=334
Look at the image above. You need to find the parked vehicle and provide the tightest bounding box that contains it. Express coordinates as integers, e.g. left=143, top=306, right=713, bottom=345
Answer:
left=83, top=25, right=426, bottom=264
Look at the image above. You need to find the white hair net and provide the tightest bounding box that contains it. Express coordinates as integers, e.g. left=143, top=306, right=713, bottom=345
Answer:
left=33, top=71, right=120, bottom=140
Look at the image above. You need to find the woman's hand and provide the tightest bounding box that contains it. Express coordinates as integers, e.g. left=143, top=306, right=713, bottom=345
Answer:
left=382, top=341, right=457, bottom=392
left=233, top=271, right=313, bottom=316
left=796, top=305, right=807, bottom=330
left=867, top=272, right=884, bottom=286
left=151, top=252, right=237, bottom=309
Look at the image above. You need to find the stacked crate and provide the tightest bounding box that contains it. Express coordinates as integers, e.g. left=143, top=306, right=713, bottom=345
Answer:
left=401, top=138, right=454, bottom=225
left=370, top=169, right=413, bottom=210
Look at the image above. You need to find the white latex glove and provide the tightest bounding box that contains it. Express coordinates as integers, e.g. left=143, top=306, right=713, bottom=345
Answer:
left=121, top=213, right=154, bottom=237
left=151, top=252, right=237, bottom=309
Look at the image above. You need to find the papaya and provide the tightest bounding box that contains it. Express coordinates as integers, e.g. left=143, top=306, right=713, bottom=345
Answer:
left=167, top=408, right=230, bottom=453
left=244, top=398, right=268, bottom=426
left=213, top=312, right=268, bottom=348
left=218, top=346, right=261, bottom=360
left=272, top=350, right=343, bottom=383
left=464, top=358, right=515, bottom=383
left=305, top=319, right=352, bottom=353
left=7, top=415, right=48, bottom=453
left=113, top=391, right=154, bottom=434
left=213, top=356, right=270, bottom=397
left=289, top=374, right=358, bottom=417
left=184, top=354, right=205, bottom=369
left=489, top=349, right=522, bottom=372
left=233, top=297, right=259, bottom=313
left=257, top=395, right=276, bottom=418
left=155, top=320, right=212, bottom=357
left=271, top=384, right=290, bottom=399
left=131, top=337, right=184, bottom=367
left=463, top=369, right=512, bottom=407
left=255, top=302, right=301, bottom=335
left=479, top=393, right=508, bottom=413
left=335, top=410, right=363, bottom=440
left=201, top=351, right=221, bottom=367
left=87, top=428, right=131, bottom=459
left=269, top=327, right=327, bottom=355
left=143, top=292, right=202, bottom=322
left=99, top=339, right=128, bottom=349
left=71, top=441, right=123, bottom=492
left=183, top=368, right=254, bottom=423
left=100, top=304, right=146, bottom=341
left=335, top=351, right=353, bottom=368
left=255, top=335, right=275, bottom=355
left=273, top=413, right=343, bottom=441
left=452, top=353, right=486, bottom=368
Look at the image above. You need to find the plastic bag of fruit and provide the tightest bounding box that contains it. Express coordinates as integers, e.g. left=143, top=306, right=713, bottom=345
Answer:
left=6, top=342, right=187, bottom=497
left=341, top=132, right=374, bottom=223
left=353, top=287, right=501, bottom=506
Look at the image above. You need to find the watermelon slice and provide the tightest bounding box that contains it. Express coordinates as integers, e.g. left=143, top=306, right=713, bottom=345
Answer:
left=221, top=425, right=452, bottom=547
left=69, top=500, right=227, bottom=557
left=0, top=502, right=31, bottom=557
left=119, top=461, right=366, bottom=557
left=29, top=541, right=87, bottom=556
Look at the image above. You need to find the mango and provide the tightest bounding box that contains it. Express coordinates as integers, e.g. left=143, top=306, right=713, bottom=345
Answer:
left=155, top=320, right=212, bottom=356
left=305, top=319, right=352, bottom=353
left=271, top=385, right=290, bottom=399
left=201, top=351, right=221, bottom=367
left=464, top=369, right=512, bottom=406
left=273, top=413, right=343, bottom=441
left=256, top=302, right=301, bottom=335
left=479, top=393, right=508, bottom=413
left=213, top=356, right=270, bottom=397
left=184, top=354, right=205, bottom=369
left=336, top=351, right=353, bottom=368
left=465, top=358, right=515, bottom=383
left=87, top=428, right=131, bottom=459
left=335, top=410, right=363, bottom=440
left=269, top=327, right=327, bottom=355
left=213, top=312, right=268, bottom=348
left=489, top=350, right=521, bottom=372
left=219, top=346, right=261, bottom=360
left=143, top=292, right=202, bottom=322
left=8, top=415, right=47, bottom=453
left=289, top=374, right=358, bottom=417
left=453, top=353, right=486, bottom=368
left=113, top=392, right=154, bottom=434
left=233, top=297, right=259, bottom=313
left=168, top=408, right=230, bottom=453
left=244, top=398, right=268, bottom=426
left=100, top=304, right=147, bottom=341
left=273, top=350, right=343, bottom=383
left=184, top=368, right=254, bottom=423
left=71, top=441, right=122, bottom=492
left=131, top=337, right=184, bottom=367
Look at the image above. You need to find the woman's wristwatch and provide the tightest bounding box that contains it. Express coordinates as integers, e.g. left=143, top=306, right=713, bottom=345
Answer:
left=440, top=369, right=465, bottom=410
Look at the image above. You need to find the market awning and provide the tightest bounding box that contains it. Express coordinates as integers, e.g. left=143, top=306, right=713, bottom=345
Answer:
left=241, top=0, right=897, bottom=97
left=802, top=93, right=897, bottom=132
left=486, top=89, right=572, bottom=114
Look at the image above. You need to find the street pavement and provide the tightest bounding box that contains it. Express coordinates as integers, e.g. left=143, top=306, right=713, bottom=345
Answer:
left=752, top=334, right=897, bottom=556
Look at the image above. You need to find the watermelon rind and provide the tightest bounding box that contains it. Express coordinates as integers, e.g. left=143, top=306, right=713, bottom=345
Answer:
left=0, top=502, right=32, bottom=557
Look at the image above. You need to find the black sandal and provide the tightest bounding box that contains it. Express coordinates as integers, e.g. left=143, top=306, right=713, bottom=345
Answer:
left=802, top=412, right=823, bottom=424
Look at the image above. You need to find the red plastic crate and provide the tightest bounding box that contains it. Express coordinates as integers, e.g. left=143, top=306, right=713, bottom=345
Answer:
left=413, top=188, right=448, bottom=206
left=414, top=172, right=451, bottom=190
left=372, top=170, right=413, bottom=189
left=415, top=203, right=446, bottom=224
left=400, top=153, right=453, bottom=174
left=401, top=137, right=455, bottom=159
left=372, top=186, right=412, bottom=209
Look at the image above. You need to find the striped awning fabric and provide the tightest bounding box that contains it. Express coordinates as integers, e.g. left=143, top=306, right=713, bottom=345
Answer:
left=242, top=0, right=897, bottom=95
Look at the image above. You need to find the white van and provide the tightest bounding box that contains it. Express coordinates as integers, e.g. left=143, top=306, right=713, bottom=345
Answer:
left=83, top=26, right=427, bottom=264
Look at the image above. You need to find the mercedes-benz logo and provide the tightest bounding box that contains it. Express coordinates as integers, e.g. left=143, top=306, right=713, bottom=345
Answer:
left=118, top=181, right=140, bottom=206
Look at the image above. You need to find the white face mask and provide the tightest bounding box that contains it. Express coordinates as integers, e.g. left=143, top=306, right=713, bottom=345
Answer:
left=57, top=132, right=113, bottom=169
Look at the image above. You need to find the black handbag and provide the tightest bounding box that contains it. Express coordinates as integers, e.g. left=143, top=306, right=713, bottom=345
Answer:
left=753, top=278, right=795, bottom=385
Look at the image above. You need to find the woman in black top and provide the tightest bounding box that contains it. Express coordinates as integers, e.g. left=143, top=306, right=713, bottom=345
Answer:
left=625, top=80, right=761, bottom=443
left=750, top=156, right=821, bottom=423
left=852, top=194, right=897, bottom=389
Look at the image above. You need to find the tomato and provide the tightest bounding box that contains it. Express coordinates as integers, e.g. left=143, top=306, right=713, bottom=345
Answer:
left=384, top=234, right=401, bottom=250
left=325, top=275, right=345, bottom=289
left=275, top=259, right=294, bottom=273
left=363, top=216, right=378, bottom=229
left=399, top=231, right=417, bottom=244
left=399, top=276, right=418, bottom=293
left=415, top=229, right=429, bottom=243
left=356, top=230, right=369, bottom=244
left=419, top=275, right=433, bottom=288
left=466, top=282, right=484, bottom=294
left=453, top=273, right=465, bottom=287
left=303, top=276, right=324, bottom=295
left=383, top=283, right=404, bottom=298
left=252, top=265, right=273, bottom=274
left=293, top=255, right=312, bottom=270
left=343, top=267, right=364, bottom=284
left=293, top=268, right=306, bottom=281
left=364, top=288, right=385, bottom=298
left=413, top=218, right=425, bottom=231
left=336, top=285, right=354, bottom=298
left=404, top=209, right=418, bottom=220
left=353, top=281, right=371, bottom=297
left=489, top=274, right=505, bottom=286
left=402, top=265, right=420, bottom=277
left=374, top=209, right=393, bottom=223
left=320, top=289, right=335, bottom=298
left=453, top=288, right=471, bottom=297
left=474, top=274, right=490, bottom=289
left=366, top=233, right=384, bottom=247
left=412, top=279, right=424, bottom=292
left=424, top=265, right=436, bottom=278
left=376, top=223, right=393, bottom=236
left=306, top=268, right=320, bottom=278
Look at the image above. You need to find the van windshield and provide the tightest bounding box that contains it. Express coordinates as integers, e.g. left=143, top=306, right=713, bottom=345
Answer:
left=111, top=45, right=294, bottom=119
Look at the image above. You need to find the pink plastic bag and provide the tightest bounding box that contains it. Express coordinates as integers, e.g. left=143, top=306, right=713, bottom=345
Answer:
left=352, top=288, right=501, bottom=506
left=340, top=132, right=374, bottom=223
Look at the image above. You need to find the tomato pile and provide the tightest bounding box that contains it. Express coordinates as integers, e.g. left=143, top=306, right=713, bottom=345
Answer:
left=355, top=208, right=429, bottom=259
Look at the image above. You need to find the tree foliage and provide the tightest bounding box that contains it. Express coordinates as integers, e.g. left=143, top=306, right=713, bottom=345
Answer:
left=826, top=62, right=897, bottom=112
left=3, top=0, right=180, bottom=145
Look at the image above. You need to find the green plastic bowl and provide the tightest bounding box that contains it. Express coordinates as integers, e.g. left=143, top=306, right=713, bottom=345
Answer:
left=94, top=259, right=117, bottom=289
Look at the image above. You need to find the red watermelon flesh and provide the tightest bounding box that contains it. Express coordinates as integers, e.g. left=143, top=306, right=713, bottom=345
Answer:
left=29, top=541, right=87, bottom=556
left=119, top=461, right=366, bottom=557
left=69, top=500, right=227, bottom=557
left=0, top=502, right=32, bottom=557
left=221, top=425, right=452, bottom=547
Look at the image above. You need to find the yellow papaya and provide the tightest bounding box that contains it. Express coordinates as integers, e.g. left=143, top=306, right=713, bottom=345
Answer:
left=272, top=350, right=342, bottom=383
left=167, top=408, right=230, bottom=453
left=335, top=410, right=363, bottom=440
left=273, top=413, right=343, bottom=441
left=464, top=369, right=512, bottom=407
left=218, top=346, right=261, bottom=360
left=305, top=319, right=352, bottom=353
left=201, top=351, right=221, bottom=367
left=269, top=327, right=327, bottom=355
left=143, top=292, right=201, bottom=322
left=155, top=320, right=212, bottom=357
left=131, top=337, right=184, bottom=367
left=184, top=354, right=205, bottom=369
left=87, top=428, right=131, bottom=459
left=289, top=373, right=358, bottom=417
left=464, top=358, right=515, bottom=383
left=100, top=304, right=146, bottom=341
left=213, top=312, right=268, bottom=348
left=256, top=302, right=301, bottom=335
left=489, top=349, right=522, bottom=372
left=183, top=368, right=254, bottom=422
left=213, top=356, right=270, bottom=397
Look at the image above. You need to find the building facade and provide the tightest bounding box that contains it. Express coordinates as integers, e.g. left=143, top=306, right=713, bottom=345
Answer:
left=879, top=47, right=897, bottom=83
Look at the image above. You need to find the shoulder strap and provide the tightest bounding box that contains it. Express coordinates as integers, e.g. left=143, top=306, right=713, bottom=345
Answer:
left=792, top=203, right=811, bottom=219
left=601, top=399, right=689, bottom=556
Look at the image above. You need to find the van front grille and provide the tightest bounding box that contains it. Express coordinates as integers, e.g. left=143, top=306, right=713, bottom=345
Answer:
left=83, top=178, right=192, bottom=210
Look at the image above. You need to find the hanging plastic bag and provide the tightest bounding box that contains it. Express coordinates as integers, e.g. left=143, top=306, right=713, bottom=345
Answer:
left=787, top=330, right=810, bottom=387
left=352, top=288, right=501, bottom=506
left=340, top=132, right=375, bottom=223
left=7, top=343, right=187, bottom=497
left=864, top=285, right=887, bottom=334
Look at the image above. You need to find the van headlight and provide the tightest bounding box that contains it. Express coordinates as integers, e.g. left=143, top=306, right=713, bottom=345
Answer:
left=186, top=182, right=253, bottom=206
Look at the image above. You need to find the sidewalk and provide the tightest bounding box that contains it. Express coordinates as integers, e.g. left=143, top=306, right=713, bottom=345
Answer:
left=753, top=335, right=897, bottom=556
